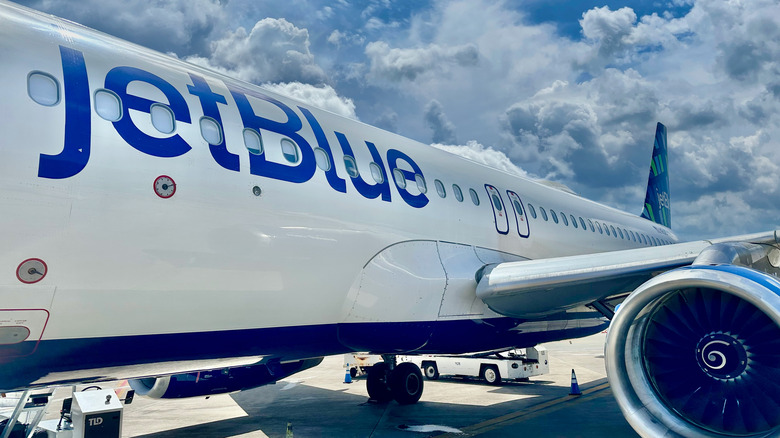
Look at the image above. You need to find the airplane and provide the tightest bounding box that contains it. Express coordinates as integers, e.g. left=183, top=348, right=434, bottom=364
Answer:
left=1, top=1, right=779, bottom=436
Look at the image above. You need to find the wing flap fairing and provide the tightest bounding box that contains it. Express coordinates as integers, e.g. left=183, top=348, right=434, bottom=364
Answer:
left=476, top=231, right=780, bottom=319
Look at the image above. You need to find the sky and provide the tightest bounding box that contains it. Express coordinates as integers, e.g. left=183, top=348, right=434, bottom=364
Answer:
left=17, top=0, right=780, bottom=240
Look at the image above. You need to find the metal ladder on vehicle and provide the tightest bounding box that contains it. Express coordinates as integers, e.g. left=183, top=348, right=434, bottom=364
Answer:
left=0, top=389, right=52, bottom=438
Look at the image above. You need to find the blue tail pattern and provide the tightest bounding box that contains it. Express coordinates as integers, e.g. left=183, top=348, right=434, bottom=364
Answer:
left=640, top=123, right=670, bottom=228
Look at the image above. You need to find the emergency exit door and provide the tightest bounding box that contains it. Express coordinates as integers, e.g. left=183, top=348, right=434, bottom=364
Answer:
left=506, top=190, right=530, bottom=237
left=485, top=184, right=509, bottom=234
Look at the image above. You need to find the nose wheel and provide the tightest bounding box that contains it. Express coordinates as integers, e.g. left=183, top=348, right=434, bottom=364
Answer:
left=366, top=359, right=424, bottom=404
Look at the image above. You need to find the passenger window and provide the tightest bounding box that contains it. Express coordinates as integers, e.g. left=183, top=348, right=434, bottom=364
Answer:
left=394, top=169, right=407, bottom=189
left=540, top=207, right=548, bottom=221
left=610, top=225, right=617, bottom=238
left=617, top=227, right=624, bottom=239
left=470, top=189, right=480, bottom=206
left=243, top=128, right=263, bottom=155
left=528, top=204, right=537, bottom=219
left=199, top=116, right=222, bottom=145
left=281, top=138, right=300, bottom=164
left=642, top=235, right=648, bottom=244
left=27, top=71, right=60, bottom=106
left=435, top=179, right=446, bottom=198
left=95, top=89, right=122, bottom=121
left=344, top=156, right=359, bottom=178
left=587, top=219, right=595, bottom=232
left=370, top=162, right=384, bottom=184
left=515, top=201, right=525, bottom=218
left=314, top=147, right=331, bottom=171
left=550, top=209, right=558, bottom=224
left=415, top=174, right=427, bottom=194
left=492, top=194, right=504, bottom=210
left=150, top=103, right=175, bottom=134
left=453, top=184, right=464, bottom=202
left=579, top=217, right=587, bottom=230
left=596, top=221, right=603, bottom=234
left=604, top=224, right=610, bottom=236
left=561, top=213, right=569, bottom=226
left=570, top=214, right=577, bottom=228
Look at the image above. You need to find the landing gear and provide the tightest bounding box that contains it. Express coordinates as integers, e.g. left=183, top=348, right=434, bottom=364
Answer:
left=366, top=357, right=424, bottom=404
left=366, top=362, right=393, bottom=402
left=390, top=362, right=423, bottom=404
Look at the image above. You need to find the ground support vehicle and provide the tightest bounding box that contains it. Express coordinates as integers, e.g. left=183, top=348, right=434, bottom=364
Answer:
left=401, top=347, right=548, bottom=385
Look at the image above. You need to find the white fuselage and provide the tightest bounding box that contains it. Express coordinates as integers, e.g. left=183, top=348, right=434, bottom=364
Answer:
left=0, top=2, right=675, bottom=390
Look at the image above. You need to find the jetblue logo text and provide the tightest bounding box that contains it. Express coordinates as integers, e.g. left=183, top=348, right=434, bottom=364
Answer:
left=38, top=46, right=429, bottom=209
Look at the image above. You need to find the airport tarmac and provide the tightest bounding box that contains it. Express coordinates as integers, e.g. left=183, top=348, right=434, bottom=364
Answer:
left=32, top=331, right=639, bottom=437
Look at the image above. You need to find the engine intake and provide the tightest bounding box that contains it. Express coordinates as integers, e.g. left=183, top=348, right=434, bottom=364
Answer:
left=606, top=262, right=780, bottom=437
left=130, top=357, right=323, bottom=399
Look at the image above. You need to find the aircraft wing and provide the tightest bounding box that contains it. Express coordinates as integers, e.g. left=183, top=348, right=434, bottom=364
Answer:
left=476, top=231, right=780, bottom=319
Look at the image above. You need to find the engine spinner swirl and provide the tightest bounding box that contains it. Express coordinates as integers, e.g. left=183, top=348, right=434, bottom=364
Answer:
left=695, top=332, right=747, bottom=380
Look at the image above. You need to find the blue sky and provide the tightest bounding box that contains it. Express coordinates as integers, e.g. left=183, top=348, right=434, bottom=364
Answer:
left=18, top=0, right=780, bottom=240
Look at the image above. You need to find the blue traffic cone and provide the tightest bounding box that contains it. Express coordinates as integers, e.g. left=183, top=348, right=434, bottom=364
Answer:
left=344, top=363, right=352, bottom=384
left=569, top=369, right=581, bottom=395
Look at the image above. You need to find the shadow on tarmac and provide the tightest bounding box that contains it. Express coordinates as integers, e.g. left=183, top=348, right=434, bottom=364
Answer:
left=134, top=377, right=638, bottom=438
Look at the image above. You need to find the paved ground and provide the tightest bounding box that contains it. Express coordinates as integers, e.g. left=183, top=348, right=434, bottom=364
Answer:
left=23, top=331, right=639, bottom=437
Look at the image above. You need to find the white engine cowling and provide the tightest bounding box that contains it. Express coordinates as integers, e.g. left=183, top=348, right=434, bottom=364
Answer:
left=606, top=264, right=780, bottom=437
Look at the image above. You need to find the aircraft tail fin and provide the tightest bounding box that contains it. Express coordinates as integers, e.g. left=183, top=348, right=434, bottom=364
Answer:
left=640, top=123, right=670, bottom=228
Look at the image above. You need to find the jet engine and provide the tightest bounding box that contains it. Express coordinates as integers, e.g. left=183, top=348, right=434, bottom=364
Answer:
left=129, top=357, right=323, bottom=399
left=606, top=242, right=780, bottom=437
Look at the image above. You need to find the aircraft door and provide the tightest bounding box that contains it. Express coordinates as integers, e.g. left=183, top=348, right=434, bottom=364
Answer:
left=0, top=282, right=54, bottom=358
left=485, top=184, right=509, bottom=235
left=506, top=190, right=530, bottom=238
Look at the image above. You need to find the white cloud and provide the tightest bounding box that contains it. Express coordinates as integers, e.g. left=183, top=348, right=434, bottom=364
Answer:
left=327, top=30, right=366, bottom=48
left=262, top=82, right=358, bottom=119
left=187, top=18, right=327, bottom=86
left=373, top=111, right=399, bottom=133
left=432, top=141, right=528, bottom=178
left=316, top=6, right=334, bottom=21
left=20, top=0, right=225, bottom=56
left=365, top=41, right=479, bottom=82
left=424, top=100, right=457, bottom=144
left=580, top=6, right=637, bottom=58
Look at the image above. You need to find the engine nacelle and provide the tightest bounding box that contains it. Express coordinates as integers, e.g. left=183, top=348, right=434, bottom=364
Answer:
left=606, top=264, right=780, bottom=437
left=129, top=357, right=323, bottom=399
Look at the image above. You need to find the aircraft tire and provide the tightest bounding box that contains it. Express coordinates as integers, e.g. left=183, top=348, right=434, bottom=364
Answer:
left=366, top=362, right=393, bottom=402
left=390, top=362, right=424, bottom=405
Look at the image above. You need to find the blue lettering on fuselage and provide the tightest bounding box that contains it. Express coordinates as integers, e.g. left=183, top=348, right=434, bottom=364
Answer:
left=37, top=46, right=429, bottom=208
left=335, top=133, right=391, bottom=202
left=387, top=149, right=429, bottom=208
left=187, top=73, right=239, bottom=172
left=104, top=66, right=192, bottom=158
left=38, top=46, right=90, bottom=179
left=299, top=107, right=346, bottom=193
left=229, top=83, right=316, bottom=184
